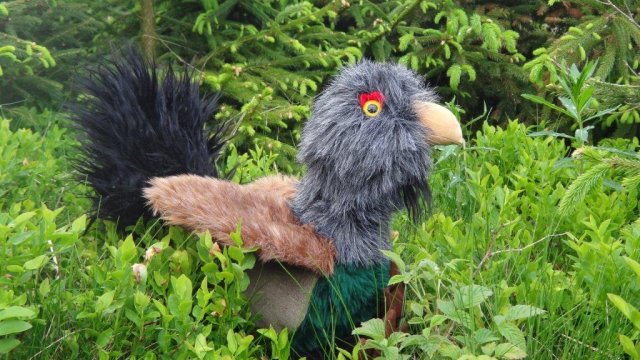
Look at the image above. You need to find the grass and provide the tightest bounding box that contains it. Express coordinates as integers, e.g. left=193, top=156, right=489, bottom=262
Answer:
left=1, top=115, right=639, bottom=359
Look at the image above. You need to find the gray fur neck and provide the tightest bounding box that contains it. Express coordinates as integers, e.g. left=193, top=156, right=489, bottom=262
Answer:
left=292, top=170, right=399, bottom=266
left=290, top=61, right=435, bottom=266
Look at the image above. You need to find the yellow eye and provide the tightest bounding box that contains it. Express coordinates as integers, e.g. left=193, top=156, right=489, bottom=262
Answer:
left=362, top=100, right=382, bottom=117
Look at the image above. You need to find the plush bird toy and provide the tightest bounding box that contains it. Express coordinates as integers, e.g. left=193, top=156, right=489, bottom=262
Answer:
left=73, top=49, right=463, bottom=358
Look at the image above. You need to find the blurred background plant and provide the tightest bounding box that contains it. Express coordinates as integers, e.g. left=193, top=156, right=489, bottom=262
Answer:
left=2, top=0, right=638, bottom=166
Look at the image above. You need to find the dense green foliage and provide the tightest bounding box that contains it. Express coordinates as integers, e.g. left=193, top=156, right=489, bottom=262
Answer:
left=1, top=112, right=639, bottom=358
left=3, top=1, right=638, bottom=164
left=1, top=0, right=639, bottom=358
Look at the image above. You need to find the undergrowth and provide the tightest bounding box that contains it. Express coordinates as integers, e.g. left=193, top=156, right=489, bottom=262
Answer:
left=1, top=114, right=639, bottom=359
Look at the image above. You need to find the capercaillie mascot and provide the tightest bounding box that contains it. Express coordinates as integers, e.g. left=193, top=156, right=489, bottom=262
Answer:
left=72, top=48, right=463, bottom=358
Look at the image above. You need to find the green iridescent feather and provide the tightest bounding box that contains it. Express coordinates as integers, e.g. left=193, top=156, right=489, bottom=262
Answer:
left=291, top=261, right=390, bottom=356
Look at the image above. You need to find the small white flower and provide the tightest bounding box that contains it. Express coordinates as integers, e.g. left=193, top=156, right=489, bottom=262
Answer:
left=144, top=246, right=162, bottom=262
left=132, top=263, right=148, bottom=283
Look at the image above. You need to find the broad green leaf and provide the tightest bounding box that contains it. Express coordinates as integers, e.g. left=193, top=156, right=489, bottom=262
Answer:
left=39, top=278, right=50, bottom=297
left=608, top=293, right=640, bottom=330
left=624, top=257, right=640, bottom=281
left=5, top=265, right=23, bottom=273
left=352, top=318, right=385, bottom=340
left=453, top=285, right=493, bottom=308
left=381, top=250, right=405, bottom=273
left=438, top=300, right=473, bottom=329
left=619, top=334, right=640, bottom=359
left=388, top=274, right=408, bottom=285
left=194, top=333, right=213, bottom=358
left=116, top=234, right=137, bottom=266
left=505, top=305, right=546, bottom=321
left=438, top=342, right=462, bottom=359
left=496, top=322, right=526, bottom=350
left=574, top=126, right=593, bottom=143
left=9, top=211, right=35, bottom=227
left=228, top=246, right=244, bottom=262
left=96, top=329, right=113, bottom=348
left=474, top=328, right=500, bottom=345
left=95, top=290, right=115, bottom=314
left=23, top=255, right=48, bottom=270
left=171, top=275, right=193, bottom=300
left=494, top=343, right=527, bottom=359
left=0, top=307, right=35, bottom=321
left=227, top=329, right=237, bottom=353
left=9, top=231, right=34, bottom=245
left=0, top=338, right=20, bottom=354
left=71, top=215, right=86, bottom=233
left=134, top=291, right=150, bottom=312
left=0, top=320, right=32, bottom=336
left=481, top=341, right=496, bottom=355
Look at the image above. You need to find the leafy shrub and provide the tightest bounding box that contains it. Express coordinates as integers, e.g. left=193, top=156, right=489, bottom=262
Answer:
left=2, top=111, right=639, bottom=358
left=524, top=0, right=640, bottom=128
left=375, top=121, right=639, bottom=358
left=0, top=118, right=88, bottom=216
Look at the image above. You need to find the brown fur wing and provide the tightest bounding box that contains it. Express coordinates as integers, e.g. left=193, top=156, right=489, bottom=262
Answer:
left=144, top=175, right=335, bottom=274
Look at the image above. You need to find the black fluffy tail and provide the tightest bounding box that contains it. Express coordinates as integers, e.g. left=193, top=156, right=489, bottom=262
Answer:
left=72, top=47, right=226, bottom=227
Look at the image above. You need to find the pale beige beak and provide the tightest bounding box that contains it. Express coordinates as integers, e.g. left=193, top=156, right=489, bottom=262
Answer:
left=414, top=101, right=464, bottom=145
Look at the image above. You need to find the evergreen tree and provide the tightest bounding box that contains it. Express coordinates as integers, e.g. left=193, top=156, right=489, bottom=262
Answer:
left=0, top=0, right=130, bottom=110
left=525, top=0, right=640, bottom=129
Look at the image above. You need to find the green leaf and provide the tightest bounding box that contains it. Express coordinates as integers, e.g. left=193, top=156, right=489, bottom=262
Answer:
left=71, top=215, right=86, bottom=233
left=9, top=231, right=34, bottom=245
left=0, top=307, right=36, bottom=321
left=194, top=333, right=214, bottom=357
left=619, top=334, right=640, bottom=359
left=96, top=329, right=113, bottom=348
left=39, top=278, right=51, bottom=297
left=558, top=96, right=578, bottom=119
left=117, top=235, right=138, bottom=265
left=438, top=300, right=473, bottom=329
left=23, top=255, right=48, bottom=270
left=10, top=211, right=35, bottom=227
left=584, top=107, right=618, bottom=123
left=380, top=250, right=405, bottom=273
left=624, top=257, right=640, bottom=281
left=496, top=322, right=526, bottom=350
left=5, top=265, right=24, bottom=273
left=494, top=343, right=527, bottom=359
left=95, top=290, right=115, bottom=314
left=352, top=318, right=385, bottom=340
left=0, top=320, right=32, bottom=336
left=0, top=338, right=20, bottom=354
left=474, top=328, right=500, bottom=345
left=521, top=94, right=575, bottom=119
left=608, top=293, right=640, bottom=330
left=574, top=126, right=594, bottom=143
left=528, top=131, right=574, bottom=139
left=171, top=275, right=193, bottom=300
left=453, top=285, right=493, bottom=308
left=134, top=291, right=150, bottom=312
left=228, top=246, right=244, bottom=262
left=505, top=305, right=546, bottom=321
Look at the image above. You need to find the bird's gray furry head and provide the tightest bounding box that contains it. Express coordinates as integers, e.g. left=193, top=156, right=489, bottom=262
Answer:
left=292, top=60, right=462, bottom=266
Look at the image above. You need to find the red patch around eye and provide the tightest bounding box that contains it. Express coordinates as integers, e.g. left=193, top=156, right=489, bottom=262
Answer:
left=359, top=91, right=385, bottom=107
